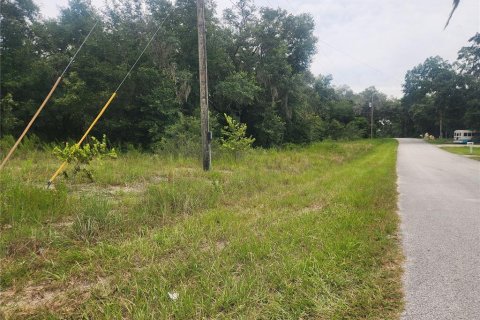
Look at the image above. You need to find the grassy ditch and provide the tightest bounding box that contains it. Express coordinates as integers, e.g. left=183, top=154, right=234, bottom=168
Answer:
left=440, top=146, right=480, bottom=160
left=0, top=140, right=403, bottom=319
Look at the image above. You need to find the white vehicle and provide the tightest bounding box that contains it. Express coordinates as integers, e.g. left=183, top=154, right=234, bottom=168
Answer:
left=453, top=130, right=479, bottom=144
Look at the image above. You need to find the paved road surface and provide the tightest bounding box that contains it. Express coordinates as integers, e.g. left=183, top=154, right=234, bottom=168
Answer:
left=397, top=139, right=480, bottom=319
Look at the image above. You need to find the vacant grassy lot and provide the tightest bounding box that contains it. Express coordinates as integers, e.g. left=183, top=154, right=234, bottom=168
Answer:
left=0, top=140, right=402, bottom=319
left=440, top=146, right=480, bottom=160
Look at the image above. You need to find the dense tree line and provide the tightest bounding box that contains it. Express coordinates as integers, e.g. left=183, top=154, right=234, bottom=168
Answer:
left=401, top=33, right=480, bottom=138
left=0, top=0, right=478, bottom=151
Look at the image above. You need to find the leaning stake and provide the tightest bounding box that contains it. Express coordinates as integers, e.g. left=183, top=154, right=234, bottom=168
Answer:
left=47, top=8, right=176, bottom=186
left=47, top=92, right=117, bottom=186
left=0, top=21, right=98, bottom=170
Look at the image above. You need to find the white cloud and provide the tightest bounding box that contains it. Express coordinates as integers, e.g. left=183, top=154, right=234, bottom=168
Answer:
left=39, top=0, right=479, bottom=98
left=235, top=0, right=479, bottom=97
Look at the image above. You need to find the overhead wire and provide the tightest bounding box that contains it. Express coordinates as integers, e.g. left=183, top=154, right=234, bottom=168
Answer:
left=259, top=0, right=398, bottom=87
left=0, top=21, right=98, bottom=171
left=316, top=45, right=350, bottom=86
left=317, top=38, right=385, bottom=77
left=47, top=4, right=177, bottom=186
left=60, top=21, right=99, bottom=78
left=114, top=18, right=167, bottom=93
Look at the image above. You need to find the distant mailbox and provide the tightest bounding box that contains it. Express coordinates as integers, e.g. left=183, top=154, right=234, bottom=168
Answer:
left=467, top=142, right=474, bottom=154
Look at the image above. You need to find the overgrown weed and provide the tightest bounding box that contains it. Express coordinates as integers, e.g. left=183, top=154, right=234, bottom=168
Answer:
left=0, top=140, right=403, bottom=319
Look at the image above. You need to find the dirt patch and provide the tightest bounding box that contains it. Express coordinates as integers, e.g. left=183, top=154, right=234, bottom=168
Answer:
left=72, top=176, right=171, bottom=196
left=106, top=184, right=145, bottom=194
left=6, top=238, right=46, bottom=258
left=216, top=169, right=234, bottom=174
left=300, top=203, right=325, bottom=214
left=151, top=175, right=169, bottom=183
left=215, top=239, right=228, bottom=251
left=50, top=218, right=74, bottom=229
left=199, top=239, right=229, bottom=253
left=0, top=277, right=108, bottom=318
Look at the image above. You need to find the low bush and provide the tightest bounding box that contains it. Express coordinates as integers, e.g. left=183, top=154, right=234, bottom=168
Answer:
left=53, top=134, right=117, bottom=181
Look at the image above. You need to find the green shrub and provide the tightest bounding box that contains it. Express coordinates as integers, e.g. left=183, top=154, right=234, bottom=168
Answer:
left=0, top=134, right=44, bottom=159
left=154, top=114, right=202, bottom=158
left=53, top=134, right=117, bottom=181
left=219, top=114, right=255, bottom=157
left=343, top=117, right=368, bottom=139
left=0, top=135, right=15, bottom=158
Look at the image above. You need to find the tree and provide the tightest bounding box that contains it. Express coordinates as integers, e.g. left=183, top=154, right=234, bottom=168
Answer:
left=214, top=71, right=261, bottom=116
left=457, top=33, right=480, bottom=77
left=0, top=0, right=41, bottom=137
left=403, top=56, right=464, bottom=137
left=219, top=114, right=255, bottom=156
left=375, top=99, right=403, bottom=138
left=1, top=0, right=397, bottom=148
left=456, top=33, right=480, bottom=128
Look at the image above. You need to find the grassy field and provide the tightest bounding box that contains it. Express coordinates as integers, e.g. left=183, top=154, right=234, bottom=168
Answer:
left=0, top=140, right=403, bottom=319
left=440, top=146, right=480, bottom=160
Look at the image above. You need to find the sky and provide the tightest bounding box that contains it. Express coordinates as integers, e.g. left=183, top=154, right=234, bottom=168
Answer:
left=37, top=0, right=479, bottom=98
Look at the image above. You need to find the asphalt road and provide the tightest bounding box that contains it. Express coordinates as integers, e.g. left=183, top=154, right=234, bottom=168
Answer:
left=397, top=138, right=480, bottom=320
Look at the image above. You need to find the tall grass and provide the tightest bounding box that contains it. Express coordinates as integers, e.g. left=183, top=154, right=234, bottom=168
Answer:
left=0, top=140, right=403, bottom=319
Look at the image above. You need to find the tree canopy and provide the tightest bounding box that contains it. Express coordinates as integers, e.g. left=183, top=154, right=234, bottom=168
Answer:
left=0, top=0, right=478, bottom=149
left=401, top=34, right=480, bottom=137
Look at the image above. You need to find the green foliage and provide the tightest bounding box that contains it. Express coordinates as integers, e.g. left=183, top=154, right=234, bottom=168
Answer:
left=17, top=134, right=42, bottom=151
left=53, top=134, right=117, bottom=181
left=154, top=114, right=201, bottom=157
left=0, top=174, right=68, bottom=226
left=441, top=146, right=480, bottom=159
left=215, top=72, right=261, bottom=106
left=0, top=140, right=403, bottom=318
left=0, top=135, right=16, bottom=157
left=287, top=112, right=326, bottom=143
left=344, top=117, right=369, bottom=139
left=0, top=0, right=323, bottom=148
left=254, top=105, right=286, bottom=147
left=457, top=33, right=480, bottom=77
left=0, top=134, right=43, bottom=159
left=219, top=113, right=255, bottom=154
left=0, top=94, right=19, bottom=137
left=1, top=0, right=476, bottom=147
left=402, top=52, right=479, bottom=137
left=144, top=178, right=219, bottom=217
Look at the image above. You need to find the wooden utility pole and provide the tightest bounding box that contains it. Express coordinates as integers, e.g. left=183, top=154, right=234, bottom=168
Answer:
left=370, top=93, right=374, bottom=139
left=197, top=0, right=211, bottom=170
left=370, top=102, right=373, bottom=139
left=439, top=112, right=443, bottom=138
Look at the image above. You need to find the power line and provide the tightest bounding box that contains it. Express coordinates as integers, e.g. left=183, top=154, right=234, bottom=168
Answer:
left=316, top=45, right=351, bottom=86
left=48, top=3, right=177, bottom=185
left=258, top=0, right=398, bottom=86
left=0, top=21, right=98, bottom=171
left=115, top=9, right=175, bottom=93
left=60, top=21, right=99, bottom=78
left=317, top=38, right=386, bottom=76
